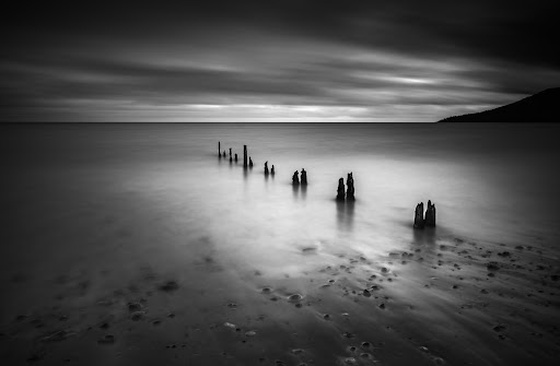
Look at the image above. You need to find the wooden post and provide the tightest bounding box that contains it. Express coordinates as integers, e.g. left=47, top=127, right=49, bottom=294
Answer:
left=336, top=178, right=345, bottom=201
left=218, top=141, right=221, bottom=157
left=413, top=202, right=425, bottom=229
left=243, top=145, right=248, bottom=168
left=301, top=169, right=308, bottom=185
left=346, top=172, right=355, bottom=201
left=292, top=170, right=299, bottom=185
left=425, top=200, right=436, bottom=227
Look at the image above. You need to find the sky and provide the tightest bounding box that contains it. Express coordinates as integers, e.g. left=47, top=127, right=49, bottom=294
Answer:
left=1, top=0, right=559, bottom=122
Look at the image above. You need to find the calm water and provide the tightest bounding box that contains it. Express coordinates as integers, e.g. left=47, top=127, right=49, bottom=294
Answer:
left=1, top=122, right=560, bottom=338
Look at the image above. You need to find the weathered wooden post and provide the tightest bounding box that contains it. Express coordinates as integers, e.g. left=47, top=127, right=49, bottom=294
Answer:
left=346, top=172, right=355, bottom=201
left=301, top=169, right=308, bottom=185
left=271, top=165, right=275, bottom=175
left=336, top=178, right=345, bottom=201
left=292, top=170, right=300, bottom=185
left=223, top=150, right=226, bottom=158
left=234, top=153, right=238, bottom=163
left=425, top=200, right=436, bottom=227
left=249, top=157, right=254, bottom=168
left=243, top=145, right=248, bottom=168
left=218, top=141, right=221, bottom=157
left=264, top=161, right=269, bottom=175
left=413, top=202, right=425, bottom=229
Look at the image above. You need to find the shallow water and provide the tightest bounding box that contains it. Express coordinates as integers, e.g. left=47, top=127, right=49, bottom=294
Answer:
left=2, top=123, right=560, bottom=365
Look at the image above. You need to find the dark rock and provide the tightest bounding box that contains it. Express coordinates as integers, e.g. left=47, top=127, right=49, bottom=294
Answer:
left=130, top=311, right=145, bottom=321
left=292, top=170, right=299, bottom=185
left=27, top=349, right=46, bottom=362
left=336, top=178, right=345, bottom=201
left=487, top=262, right=499, bottom=271
left=425, top=200, right=436, bottom=227
left=97, top=334, right=115, bottom=344
left=159, top=280, right=179, bottom=292
left=346, top=172, right=355, bottom=201
left=41, top=330, right=74, bottom=342
left=127, top=302, right=143, bottom=312
left=413, top=202, right=425, bottom=229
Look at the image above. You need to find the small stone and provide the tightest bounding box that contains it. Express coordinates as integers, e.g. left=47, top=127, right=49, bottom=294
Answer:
left=158, top=280, right=179, bottom=292
left=288, top=294, right=303, bottom=302
left=97, top=334, right=115, bottom=344
left=127, top=302, right=142, bottom=312
left=130, top=311, right=144, bottom=321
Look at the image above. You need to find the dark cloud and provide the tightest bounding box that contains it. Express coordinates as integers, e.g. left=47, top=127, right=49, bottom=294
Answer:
left=1, top=0, right=559, bottom=121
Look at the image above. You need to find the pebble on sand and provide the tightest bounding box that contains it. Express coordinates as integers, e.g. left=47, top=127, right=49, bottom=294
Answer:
left=158, top=280, right=179, bottom=292
left=97, top=334, right=116, bottom=344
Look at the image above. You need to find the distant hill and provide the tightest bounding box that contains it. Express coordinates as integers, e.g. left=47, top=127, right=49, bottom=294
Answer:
left=439, top=88, right=560, bottom=122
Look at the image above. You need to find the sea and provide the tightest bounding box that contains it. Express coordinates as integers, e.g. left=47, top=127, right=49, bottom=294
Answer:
left=1, top=123, right=560, bottom=364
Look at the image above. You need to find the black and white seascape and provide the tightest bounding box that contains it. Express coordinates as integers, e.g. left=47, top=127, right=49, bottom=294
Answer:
left=2, top=1, right=560, bottom=365
left=2, top=123, right=560, bottom=365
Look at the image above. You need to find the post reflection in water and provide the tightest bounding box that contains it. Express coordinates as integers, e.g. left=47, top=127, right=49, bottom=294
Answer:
left=336, top=200, right=355, bottom=231
left=412, top=226, right=436, bottom=246
left=292, top=184, right=299, bottom=199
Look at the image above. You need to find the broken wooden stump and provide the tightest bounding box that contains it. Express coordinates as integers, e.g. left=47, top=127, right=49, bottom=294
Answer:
left=249, top=157, right=254, bottom=168
left=234, top=153, right=238, bottom=163
left=264, top=161, right=269, bottom=175
left=425, top=200, right=436, bottom=227
left=346, top=172, right=355, bottom=201
left=271, top=165, right=275, bottom=175
left=292, top=170, right=300, bottom=185
left=336, top=178, right=345, bottom=201
left=301, top=169, right=308, bottom=185
left=413, top=202, right=425, bottom=229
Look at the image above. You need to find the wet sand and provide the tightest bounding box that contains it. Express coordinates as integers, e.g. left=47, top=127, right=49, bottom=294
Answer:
left=1, top=228, right=559, bottom=365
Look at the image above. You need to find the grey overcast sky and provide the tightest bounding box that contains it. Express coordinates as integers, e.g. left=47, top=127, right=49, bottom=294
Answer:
left=1, top=0, right=559, bottom=122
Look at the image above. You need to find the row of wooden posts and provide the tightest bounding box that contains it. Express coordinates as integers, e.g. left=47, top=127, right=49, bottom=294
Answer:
left=218, top=142, right=436, bottom=228
left=218, top=141, right=253, bottom=168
